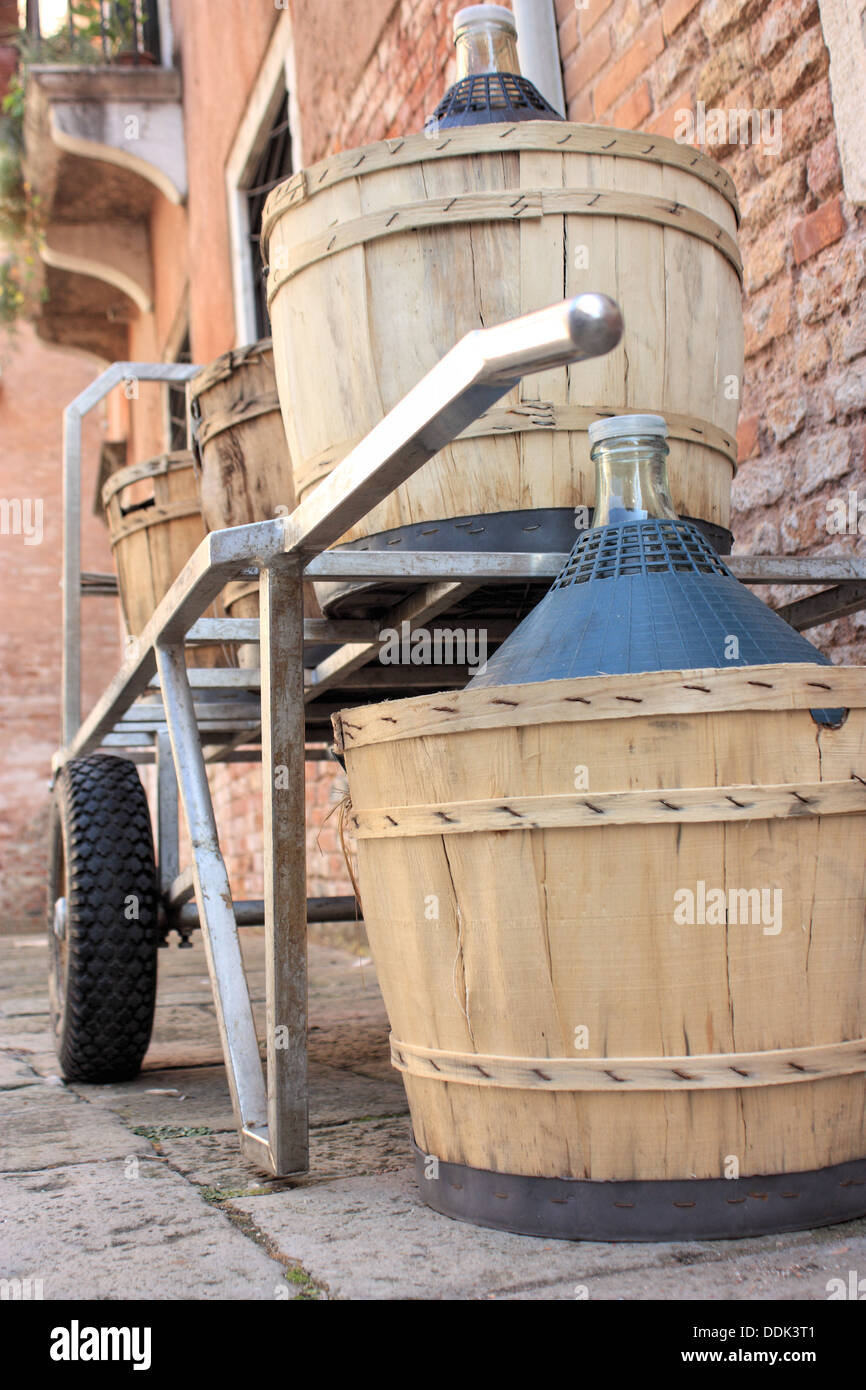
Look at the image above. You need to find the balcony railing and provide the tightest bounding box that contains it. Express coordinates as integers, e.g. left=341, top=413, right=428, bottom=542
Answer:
left=15, top=0, right=183, bottom=359
left=23, top=0, right=161, bottom=67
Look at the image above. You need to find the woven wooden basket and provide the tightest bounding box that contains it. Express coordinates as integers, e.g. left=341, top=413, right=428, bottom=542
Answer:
left=336, top=664, right=866, bottom=1238
left=102, top=450, right=227, bottom=668
left=190, top=340, right=323, bottom=666
left=264, top=124, right=743, bottom=567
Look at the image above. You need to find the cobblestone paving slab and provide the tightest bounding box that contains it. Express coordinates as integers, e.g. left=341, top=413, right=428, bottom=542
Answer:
left=0, top=1160, right=290, bottom=1299
left=228, top=1169, right=705, bottom=1300
left=160, top=1116, right=412, bottom=1192
left=0, top=1086, right=153, bottom=1172
left=503, top=1223, right=866, bottom=1301
left=0, top=1052, right=42, bottom=1089
left=72, top=1061, right=406, bottom=1134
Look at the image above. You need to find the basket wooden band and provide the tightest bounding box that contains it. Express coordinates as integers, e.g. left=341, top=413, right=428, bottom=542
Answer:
left=108, top=499, right=202, bottom=545
left=461, top=405, right=737, bottom=463
left=350, top=777, right=866, bottom=840
left=261, top=126, right=740, bottom=237
left=334, top=665, right=864, bottom=751
left=297, top=408, right=738, bottom=497
left=193, top=392, right=282, bottom=449
left=267, top=189, right=742, bottom=303
left=101, top=451, right=195, bottom=509
left=189, top=340, right=273, bottom=400
left=390, top=1035, right=866, bottom=1092
left=295, top=405, right=737, bottom=494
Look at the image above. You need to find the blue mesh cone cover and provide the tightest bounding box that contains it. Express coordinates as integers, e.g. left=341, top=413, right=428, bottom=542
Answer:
left=468, top=520, right=842, bottom=724
left=427, top=73, right=563, bottom=130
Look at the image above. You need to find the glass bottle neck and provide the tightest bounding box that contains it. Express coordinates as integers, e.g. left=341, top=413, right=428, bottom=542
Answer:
left=455, top=22, right=521, bottom=78
left=591, top=437, right=678, bottom=527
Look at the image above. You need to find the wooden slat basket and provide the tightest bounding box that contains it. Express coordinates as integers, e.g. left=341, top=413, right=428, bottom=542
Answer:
left=264, top=123, right=743, bottom=617
left=102, top=450, right=228, bottom=668
left=189, top=340, right=323, bottom=668
left=335, top=663, right=866, bottom=1240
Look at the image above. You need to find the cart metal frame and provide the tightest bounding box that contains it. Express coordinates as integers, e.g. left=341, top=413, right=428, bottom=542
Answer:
left=53, top=296, right=866, bottom=1177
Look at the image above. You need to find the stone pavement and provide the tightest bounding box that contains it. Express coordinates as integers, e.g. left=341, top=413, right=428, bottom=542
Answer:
left=1, top=929, right=865, bottom=1301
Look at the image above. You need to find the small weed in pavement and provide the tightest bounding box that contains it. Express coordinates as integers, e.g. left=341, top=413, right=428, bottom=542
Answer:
left=284, top=1266, right=321, bottom=1301
left=199, top=1191, right=325, bottom=1299
left=201, top=1186, right=253, bottom=1204
left=132, top=1124, right=213, bottom=1139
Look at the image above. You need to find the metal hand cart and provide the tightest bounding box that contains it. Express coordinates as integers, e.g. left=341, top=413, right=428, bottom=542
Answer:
left=48, top=294, right=866, bottom=1177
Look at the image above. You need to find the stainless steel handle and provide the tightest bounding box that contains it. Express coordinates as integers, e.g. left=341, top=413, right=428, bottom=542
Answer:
left=289, top=292, right=624, bottom=557
left=481, top=292, right=624, bottom=382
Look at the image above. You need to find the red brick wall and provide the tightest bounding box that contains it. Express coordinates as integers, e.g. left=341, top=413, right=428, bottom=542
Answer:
left=207, top=758, right=353, bottom=904
left=319, top=0, right=464, bottom=155
left=289, top=0, right=399, bottom=164
left=556, top=0, right=866, bottom=659
left=0, top=325, right=121, bottom=931
left=170, top=0, right=280, bottom=365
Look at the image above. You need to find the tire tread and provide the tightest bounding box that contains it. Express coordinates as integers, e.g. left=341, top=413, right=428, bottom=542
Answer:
left=53, top=755, right=158, bottom=1083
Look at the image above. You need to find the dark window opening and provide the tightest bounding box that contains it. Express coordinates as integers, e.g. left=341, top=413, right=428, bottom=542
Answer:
left=244, top=90, right=293, bottom=341
left=167, top=331, right=191, bottom=452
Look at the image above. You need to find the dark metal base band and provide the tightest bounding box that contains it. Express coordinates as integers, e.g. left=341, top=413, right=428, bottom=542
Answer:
left=335, top=509, right=734, bottom=557
left=410, top=1136, right=866, bottom=1242
left=317, top=510, right=734, bottom=618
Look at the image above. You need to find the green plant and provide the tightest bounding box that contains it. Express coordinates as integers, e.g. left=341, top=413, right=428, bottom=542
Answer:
left=131, top=1124, right=213, bottom=1139
left=201, top=1186, right=255, bottom=1203
left=0, top=5, right=155, bottom=335
left=0, top=70, right=45, bottom=332
left=13, top=9, right=108, bottom=71
left=284, top=1266, right=322, bottom=1300
left=0, top=12, right=101, bottom=333
left=70, top=1, right=145, bottom=60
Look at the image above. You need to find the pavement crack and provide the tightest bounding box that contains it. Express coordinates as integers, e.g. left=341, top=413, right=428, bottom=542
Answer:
left=2, top=1155, right=167, bottom=1176
left=309, top=1110, right=409, bottom=1131
left=205, top=1196, right=328, bottom=1300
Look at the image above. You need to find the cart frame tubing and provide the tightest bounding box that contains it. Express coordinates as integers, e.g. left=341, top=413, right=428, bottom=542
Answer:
left=55, top=296, right=866, bottom=1176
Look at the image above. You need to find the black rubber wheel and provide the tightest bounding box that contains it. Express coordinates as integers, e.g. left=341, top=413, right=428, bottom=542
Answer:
left=47, top=754, right=159, bottom=1083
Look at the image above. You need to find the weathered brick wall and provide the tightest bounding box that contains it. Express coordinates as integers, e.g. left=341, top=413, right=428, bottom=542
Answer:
left=327, top=0, right=464, bottom=153
left=556, top=0, right=866, bottom=659
left=206, top=758, right=352, bottom=904
left=0, top=325, right=121, bottom=932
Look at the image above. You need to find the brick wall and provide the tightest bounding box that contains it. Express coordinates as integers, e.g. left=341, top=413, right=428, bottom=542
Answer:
left=207, top=759, right=352, bottom=905
left=556, top=0, right=866, bottom=659
left=0, top=325, right=120, bottom=932
left=326, top=0, right=464, bottom=154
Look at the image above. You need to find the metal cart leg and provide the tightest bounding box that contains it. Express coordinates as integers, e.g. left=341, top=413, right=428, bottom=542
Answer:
left=156, top=731, right=179, bottom=898
left=156, top=730, right=184, bottom=945
left=260, top=560, right=308, bottom=1175
left=155, top=643, right=271, bottom=1166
